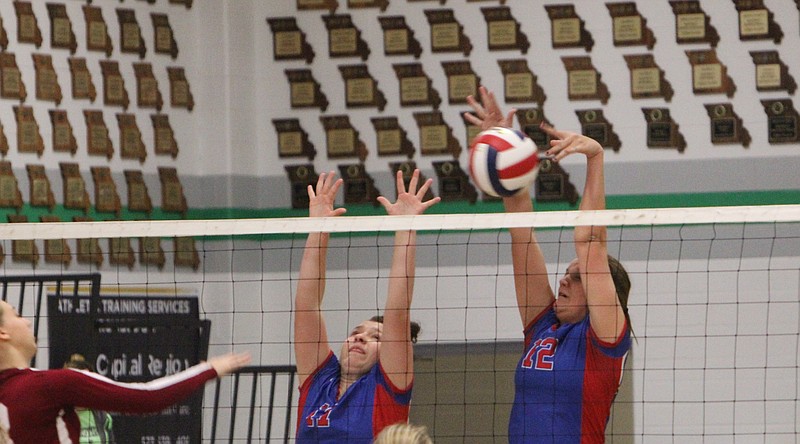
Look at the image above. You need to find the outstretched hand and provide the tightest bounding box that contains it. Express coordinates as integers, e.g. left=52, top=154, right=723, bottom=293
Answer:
left=307, top=171, right=347, bottom=218
left=377, top=169, right=441, bottom=216
left=208, top=352, right=251, bottom=377
left=540, top=122, right=603, bottom=162
left=464, top=86, right=516, bottom=131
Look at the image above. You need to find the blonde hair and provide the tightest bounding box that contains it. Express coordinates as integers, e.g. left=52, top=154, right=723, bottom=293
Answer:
left=374, top=423, right=433, bottom=444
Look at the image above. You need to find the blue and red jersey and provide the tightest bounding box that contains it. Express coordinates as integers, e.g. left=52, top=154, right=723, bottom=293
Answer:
left=509, top=304, right=630, bottom=443
left=296, top=352, right=411, bottom=443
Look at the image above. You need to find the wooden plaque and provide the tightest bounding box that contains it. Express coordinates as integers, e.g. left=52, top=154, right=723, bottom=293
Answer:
left=109, top=236, right=135, bottom=270
left=0, top=53, right=28, bottom=102
left=100, top=61, right=130, bottom=109
left=606, top=2, right=656, bottom=49
left=285, top=69, right=329, bottom=111
left=424, top=9, right=473, bottom=56
left=167, top=67, right=194, bottom=111
left=14, top=1, right=43, bottom=48
left=348, top=0, right=389, bottom=11
left=0, top=122, right=8, bottom=157
left=704, top=103, right=751, bottom=148
left=133, top=63, right=163, bottom=111
left=169, top=0, right=194, bottom=9
left=412, top=111, right=461, bottom=157
left=83, top=110, right=113, bottom=159
left=337, top=163, right=381, bottom=205
left=733, top=0, right=783, bottom=43
left=371, top=117, right=415, bottom=158
left=124, top=170, right=153, bottom=214
left=761, top=100, right=799, bottom=144
left=26, top=164, right=55, bottom=210
left=442, top=61, right=480, bottom=105
left=338, top=64, right=386, bottom=111
left=623, top=54, right=673, bottom=101
left=173, top=237, right=199, bottom=270
left=0, top=161, right=23, bottom=210
left=462, top=113, right=482, bottom=150
left=378, top=16, right=422, bottom=58
left=516, top=108, right=551, bottom=151
left=139, top=237, right=165, bottom=269
left=8, top=215, right=39, bottom=267
left=322, top=14, right=370, bottom=60
left=685, top=50, right=736, bottom=97
left=319, top=115, right=368, bottom=162
left=285, top=164, right=320, bottom=209
left=273, top=119, right=316, bottom=159
left=47, top=3, right=77, bottom=53
left=393, top=63, right=441, bottom=109
left=389, top=161, right=435, bottom=202
left=117, top=9, right=146, bottom=58
left=576, top=109, right=621, bottom=152
left=152, top=13, right=179, bottom=59
left=68, top=58, right=97, bottom=102
left=267, top=17, right=314, bottom=64
left=60, top=163, right=90, bottom=213
left=750, top=51, right=796, bottom=95
left=117, top=114, right=147, bottom=163
left=73, top=216, right=103, bottom=267
left=158, top=167, right=188, bottom=215
left=39, top=215, right=71, bottom=266
left=545, top=4, right=594, bottom=51
left=480, top=6, right=529, bottom=53
left=48, top=110, right=78, bottom=155
left=0, top=16, right=8, bottom=51
left=91, top=166, right=121, bottom=215
left=32, top=54, right=63, bottom=105
left=669, top=1, right=719, bottom=47
left=561, top=56, right=610, bottom=104
left=14, top=106, right=44, bottom=156
left=432, top=160, right=477, bottom=203
left=83, top=6, right=113, bottom=56
left=535, top=159, right=578, bottom=205
left=642, top=108, right=686, bottom=152
left=151, top=114, right=179, bottom=158
left=297, top=0, right=339, bottom=14
left=498, top=59, right=546, bottom=106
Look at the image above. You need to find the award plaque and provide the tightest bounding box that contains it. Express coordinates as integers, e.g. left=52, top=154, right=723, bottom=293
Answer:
left=686, top=50, right=736, bottom=97
left=117, top=9, right=146, bottom=58
left=109, top=236, right=135, bottom=270
left=297, top=0, right=339, bottom=14
left=152, top=13, right=179, bottom=59
left=480, top=6, right=530, bottom=53
left=545, top=5, right=594, bottom=51
left=285, top=69, right=329, bottom=111
left=339, top=64, right=387, bottom=111
left=669, top=1, right=719, bottom=47
left=442, top=61, right=480, bottom=105
left=27, top=164, right=55, bottom=210
left=0, top=53, right=27, bottom=101
left=173, top=237, right=200, bottom=270
left=100, top=61, right=130, bottom=109
left=267, top=17, right=315, bottom=64
left=124, top=170, right=153, bottom=214
left=273, top=118, right=316, bottom=159
left=761, top=99, right=799, bottom=144
left=516, top=108, right=551, bottom=151
left=606, top=2, right=656, bottom=49
left=0, top=123, right=8, bottom=157
left=462, top=112, right=483, bottom=148
left=14, top=106, right=44, bottom=156
left=562, top=56, right=610, bottom=104
left=32, top=54, right=62, bottom=105
left=534, top=159, right=578, bottom=205
left=47, top=3, right=77, bottom=53
left=83, top=6, right=113, bottom=56
left=393, top=63, right=441, bottom=109
left=151, top=114, right=179, bottom=158
left=0, top=16, right=8, bottom=51
left=133, top=63, right=163, bottom=111
left=169, top=0, right=194, bottom=9
left=623, top=54, right=674, bottom=101
left=371, top=117, right=415, bottom=157
left=576, top=109, right=621, bottom=152
left=285, top=164, right=320, bottom=209
left=413, top=111, right=461, bottom=157
left=49, top=110, right=78, bottom=155
left=91, top=166, right=121, bottom=215
left=139, top=236, right=165, bottom=270
left=498, top=59, right=546, bottom=106
left=68, top=58, right=97, bottom=102
left=378, top=16, right=422, bottom=58
left=337, top=163, right=381, bottom=205
left=14, top=1, right=42, bottom=48
left=409, top=0, right=447, bottom=3
left=167, top=67, right=194, bottom=111
left=433, top=160, right=477, bottom=203
left=348, top=0, right=389, bottom=11
left=83, top=110, right=114, bottom=159
left=73, top=216, right=103, bottom=267
left=0, top=161, right=23, bottom=210
left=750, top=51, right=797, bottom=95
left=642, top=108, right=686, bottom=152
left=704, top=103, right=751, bottom=148
left=117, top=114, right=147, bottom=163
left=322, top=14, right=370, bottom=61
left=158, top=167, right=188, bottom=215
left=390, top=161, right=435, bottom=203
left=8, top=215, right=39, bottom=267
left=60, top=163, right=91, bottom=213
left=40, top=216, right=71, bottom=266
left=424, top=9, right=473, bottom=56
left=320, top=115, right=369, bottom=162
left=733, top=0, right=782, bottom=43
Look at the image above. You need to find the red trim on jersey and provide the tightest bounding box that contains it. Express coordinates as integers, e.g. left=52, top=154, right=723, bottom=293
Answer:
left=296, top=351, right=334, bottom=433
left=588, top=317, right=629, bottom=348
left=580, top=325, right=628, bottom=443
left=371, top=382, right=410, bottom=437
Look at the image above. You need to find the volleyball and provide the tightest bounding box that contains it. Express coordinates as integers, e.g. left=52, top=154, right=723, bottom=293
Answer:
left=468, top=127, right=540, bottom=197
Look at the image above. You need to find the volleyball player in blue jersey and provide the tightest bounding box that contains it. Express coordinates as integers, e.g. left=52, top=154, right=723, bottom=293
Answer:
left=466, top=86, right=633, bottom=443
left=294, top=169, right=439, bottom=443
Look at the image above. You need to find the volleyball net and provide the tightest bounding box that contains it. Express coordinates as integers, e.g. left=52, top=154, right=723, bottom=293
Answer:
left=1, top=203, right=799, bottom=442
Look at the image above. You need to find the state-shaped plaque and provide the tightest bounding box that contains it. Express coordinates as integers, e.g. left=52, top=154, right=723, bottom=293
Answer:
left=8, top=215, right=39, bottom=267
left=68, top=58, right=97, bottom=102
left=133, top=63, right=163, bottom=111
left=669, top=1, right=719, bottom=47
left=623, top=54, right=673, bottom=101
left=285, top=69, right=329, bottom=111
left=0, top=16, right=8, bottom=51
left=606, top=2, right=656, bottom=49
left=84, top=110, right=113, bottom=159
left=685, top=50, right=736, bottom=97
left=83, top=6, right=113, bottom=56
left=441, top=61, right=480, bottom=105
left=267, top=17, right=314, bottom=64
left=337, top=163, right=381, bottom=205
left=320, top=115, right=369, bottom=162
left=297, top=0, right=339, bottom=14
left=498, top=59, right=546, bottom=106
left=169, top=0, right=194, bottom=9
left=117, top=114, right=147, bottom=163
left=348, top=0, right=389, bottom=12
left=158, top=167, right=188, bottom=215
left=151, top=115, right=179, bottom=158
left=379, top=16, right=422, bottom=58
left=704, top=103, right=751, bottom=148
left=338, top=64, right=386, bottom=111
left=139, top=236, right=165, bottom=270
left=545, top=4, right=594, bottom=51
left=27, top=164, right=56, bottom=210
left=173, top=237, right=199, bottom=270
left=462, top=112, right=482, bottom=149
left=0, top=161, right=23, bottom=210
left=371, top=117, right=415, bottom=158
left=49, top=110, right=78, bottom=155
left=0, top=53, right=27, bottom=102
left=32, top=54, right=63, bottom=105
left=389, top=161, right=435, bottom=203
left=393, top=63, right=441, bottom=109
left=561, top=56, right=610, bottom=104
left=109, top=235, right=135, bottom=270
left=576, top=109, right=621, bottom=152
left=516, top=108, right=551, bottom=152
left=732, top=0, right=782, bottom=43
left=39, top=215, right=71, bottom=266
left=285, top=164, right=320, bottom=209
left=14, top=106, right=43, bottom=156
left=750, top=51, right=796, bottom=95
left=91, top=166, right=121, bottom=216
left=100, top=61, right=130, bottom=109
left=0, top=122, right=8, bottom=157
left=117, top=9, right=146, bottom=59
left=761, top=99, right=799, bottom=144
left=14, top=1, right=43, bottom=48
left=167, top=67, right=194, bottom=111
left=152, top=13, right=179, bottom=59
left=273, top=118, right=316, bottom=159
left=73, top=217, right=103, bottom=267
left=433, top=160, right=477, bottom=203
left=47, top=3, right=77, bottom=53
left=480, top=6, right=529, bottom=53
left=425, top=9, right=472, bottom=56
left=413, top=111, right=461, bottom=157
left=323, top=14, right=370, bottom=60
left=60, top=163, right=91, bottom=213
left=535, top=159, right=578, bottom=205
left=124, top=170, right=153, bottom=214
left=642, top=108, right=686, bottom=152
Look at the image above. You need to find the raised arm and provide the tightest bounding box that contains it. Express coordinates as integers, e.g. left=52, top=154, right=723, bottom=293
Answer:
left=294, top=172, right=347, bottom=386
left=466, top=86, right=554, bottom=328
left=375, top=169, right=440, bottom=390
left=540, top=124, right=625, bottom=342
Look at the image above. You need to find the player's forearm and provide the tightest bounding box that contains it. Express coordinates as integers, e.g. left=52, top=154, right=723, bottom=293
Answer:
left=297, top=232, right=330, bottom=308
left=386, top=230, right=416, bottom=312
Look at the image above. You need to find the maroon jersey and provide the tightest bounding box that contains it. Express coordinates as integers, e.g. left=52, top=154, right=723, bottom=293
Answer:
left=0, top=363, right=217, bottom=444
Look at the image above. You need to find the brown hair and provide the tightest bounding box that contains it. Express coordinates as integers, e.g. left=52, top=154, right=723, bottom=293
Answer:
left=608, top=255, right=634, bottom=338
left=369, top=316, right=421, bottom=344
left=64, top=353, right=93, bottom=371
left=374, top=423, right=433, bottom=444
